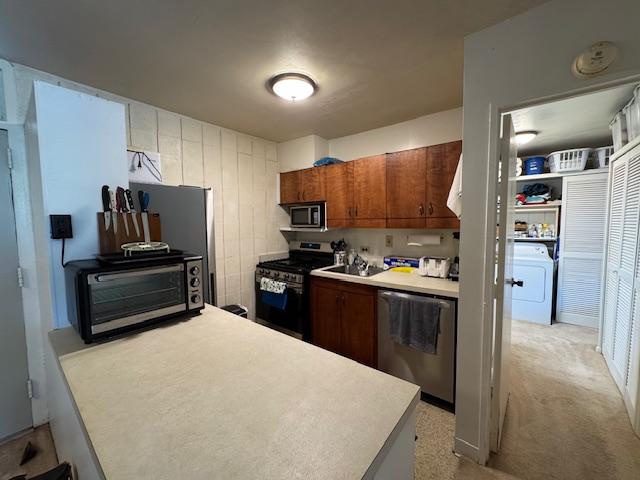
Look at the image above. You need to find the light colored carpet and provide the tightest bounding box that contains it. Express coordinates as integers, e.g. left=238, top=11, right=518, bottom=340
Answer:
left=488, top=320, right=640, bottom=480
left=0, top=425, right=58, bottom=480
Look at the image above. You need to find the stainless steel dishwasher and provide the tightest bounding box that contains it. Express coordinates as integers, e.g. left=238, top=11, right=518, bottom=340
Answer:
left=377, top=290, right=456, bottom=404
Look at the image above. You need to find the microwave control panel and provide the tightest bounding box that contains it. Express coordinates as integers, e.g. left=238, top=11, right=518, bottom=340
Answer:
left=186, top=259, right=205, bottom=309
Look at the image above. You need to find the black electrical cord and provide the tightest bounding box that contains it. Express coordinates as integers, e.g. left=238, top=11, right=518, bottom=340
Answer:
left=61, top=238, right=66, bottom=268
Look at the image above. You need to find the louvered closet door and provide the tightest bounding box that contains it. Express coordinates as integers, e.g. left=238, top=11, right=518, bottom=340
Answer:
left=603, top=146, right=640, bottom=436
left=557, top=172, right=609, bottom=327
left=603, top=160, right=627, bottom=360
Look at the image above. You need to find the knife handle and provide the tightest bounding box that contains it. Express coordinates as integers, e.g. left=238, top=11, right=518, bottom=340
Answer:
left=138, top=190, right=147, bottom=212
left=101, top=185, right=110, bottom=212
left=125, top=189, right=136, bottom=212
left=115, top=187, right=125, bottom=212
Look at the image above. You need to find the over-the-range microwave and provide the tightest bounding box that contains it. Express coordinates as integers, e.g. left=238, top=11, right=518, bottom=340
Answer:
left=65, top=254, right=205, bottom=343
left=289, top=203, right=326, bottom=229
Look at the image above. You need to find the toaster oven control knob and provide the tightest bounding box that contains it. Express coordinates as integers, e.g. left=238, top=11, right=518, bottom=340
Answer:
left=190, top=266, right=200, bottom=276
left=190, top=277, right=201, bottom=287
left=191, top=294, right=201, bottom=304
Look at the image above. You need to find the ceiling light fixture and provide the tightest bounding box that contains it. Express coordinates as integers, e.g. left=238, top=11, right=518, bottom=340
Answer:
left=515, top=131, right=538, bottom=145
left=268, top=73, right=317, bottom=101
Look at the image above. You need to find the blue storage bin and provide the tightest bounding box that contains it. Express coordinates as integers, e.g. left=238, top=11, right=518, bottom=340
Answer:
left=524, top=156, right=545, bottom=175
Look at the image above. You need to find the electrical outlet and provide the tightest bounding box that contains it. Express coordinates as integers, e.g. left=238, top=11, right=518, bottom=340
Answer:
left=385, top=235, right=393, bottom=248
left=50, top=214, right=73, bottom=239
left=360, top=245, right=369, bottom=253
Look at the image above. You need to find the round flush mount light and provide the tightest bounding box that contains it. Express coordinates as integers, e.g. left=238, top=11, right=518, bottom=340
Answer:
left=515, top=131, right=538, bottom=145
left=268, top=73, right=317, bottom=101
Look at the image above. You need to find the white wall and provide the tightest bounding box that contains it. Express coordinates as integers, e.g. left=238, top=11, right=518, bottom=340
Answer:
left=457, top=0, right=640, bottom=463
left=329, top=108, right=462, bottom=161
left=277, top=134, right=329, bottom=172
left=7, top=61, right=286, bottom=323
left=294, top=229, right=459, bottom=266
left=30, top=83, right=129, bottom=329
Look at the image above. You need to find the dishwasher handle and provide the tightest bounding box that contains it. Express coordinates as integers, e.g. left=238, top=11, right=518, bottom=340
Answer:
left=379, top=290, right=451, bottom=309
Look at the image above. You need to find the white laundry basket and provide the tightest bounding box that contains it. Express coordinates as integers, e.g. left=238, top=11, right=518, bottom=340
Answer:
left=547, top=148, right=590, bottom=173
left=623, top=85, right=640, bottom=143
left=610, top=111, right=628, bottom=151
left=593, top=146, right=614, bottom=168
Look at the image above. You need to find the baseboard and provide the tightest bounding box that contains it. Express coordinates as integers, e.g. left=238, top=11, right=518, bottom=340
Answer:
left=453, top=436, right=481, bottom=463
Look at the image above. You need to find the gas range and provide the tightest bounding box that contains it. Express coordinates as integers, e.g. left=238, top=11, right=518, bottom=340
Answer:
left=255, top=241, right=335, bottom=339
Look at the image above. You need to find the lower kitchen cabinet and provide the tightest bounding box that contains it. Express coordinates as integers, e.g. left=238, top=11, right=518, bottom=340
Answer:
left=310, top=277, right=377, bottom=367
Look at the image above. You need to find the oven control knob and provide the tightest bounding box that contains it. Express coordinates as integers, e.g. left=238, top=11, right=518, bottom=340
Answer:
left=190, top=277, right=201, bottom=287
left=190, top=266, right=200, bottom=276
left=191, top=294, right=201, bottom=304
left=274, top=272, right=280, bottom=278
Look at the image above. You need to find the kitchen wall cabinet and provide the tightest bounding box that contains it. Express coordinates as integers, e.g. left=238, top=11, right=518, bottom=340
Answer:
left=426, top=141, right=461, bottom=229
left=386, top=148, right=427, bottom=228
left=325, top=162, right=354, bottom=228
left=299, top=167, right=326, bottom=202
left=311, top=277, right=377, bottom=367
left=280, top=168, right=325, bottom=204
left=352, top=155, right=387, bottom=228
left=280, top=170, right=301, bottom=204
left=279, top=141, right=461, bottom=229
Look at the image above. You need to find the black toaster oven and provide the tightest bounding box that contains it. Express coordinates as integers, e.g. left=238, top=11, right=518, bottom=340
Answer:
left=65, top=254, right=204, bottom=343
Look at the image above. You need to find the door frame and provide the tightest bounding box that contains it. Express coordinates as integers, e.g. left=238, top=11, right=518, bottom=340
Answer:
left=475, top=77, right=640, bottom=463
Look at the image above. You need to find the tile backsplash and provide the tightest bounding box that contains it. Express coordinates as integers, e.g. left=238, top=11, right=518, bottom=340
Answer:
left=293, top=228, right=459, bottom=266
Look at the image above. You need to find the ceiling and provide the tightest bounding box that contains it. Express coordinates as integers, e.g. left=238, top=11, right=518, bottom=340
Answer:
left=512, top=83, right=637, bottom=157
left=0, top=0, right=547, bottom=142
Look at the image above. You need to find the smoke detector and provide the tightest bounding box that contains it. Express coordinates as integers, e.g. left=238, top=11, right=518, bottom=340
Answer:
left=572, top=41, right=618, bottom=78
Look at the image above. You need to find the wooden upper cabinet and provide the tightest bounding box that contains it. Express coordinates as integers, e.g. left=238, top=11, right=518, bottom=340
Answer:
left=426, top=141, right=462, bottom=229
left=280, top=170, right=301, bottom=204
left=299, top=167, right=326, bottom=202
left=426, top=141, right=462, bottom=218
left=353, top=155, right=386, bottom=227
left=325, top=162, right=354, bottom=227
left=386, top=148, right=427, bottom=228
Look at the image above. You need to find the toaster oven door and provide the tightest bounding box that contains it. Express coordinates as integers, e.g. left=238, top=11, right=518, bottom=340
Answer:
left=86, top=264, right=186, bottom=335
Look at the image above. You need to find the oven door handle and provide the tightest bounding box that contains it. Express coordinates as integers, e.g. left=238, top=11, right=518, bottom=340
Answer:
left=90, top=265, right=184, bottom=284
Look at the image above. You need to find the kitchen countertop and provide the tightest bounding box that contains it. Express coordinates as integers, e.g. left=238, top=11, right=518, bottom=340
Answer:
left=311, top=266, right=459, bottom=298
left=49, top=306, right=420, bottom=479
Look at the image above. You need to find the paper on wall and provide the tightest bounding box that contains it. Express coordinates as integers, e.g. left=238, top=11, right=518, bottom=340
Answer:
left=127, top=149, right=162, bottom=184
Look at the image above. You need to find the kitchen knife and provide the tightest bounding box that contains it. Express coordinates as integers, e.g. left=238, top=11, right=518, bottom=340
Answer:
left=101, top=185, right=111, bottom=231
left=116, top=187, right=130, bottom=237
left=125, top=189, right=140, bottom=238
left=138, top=190, right=151, bottom=243
left=108, top=189, right=118, bottom=234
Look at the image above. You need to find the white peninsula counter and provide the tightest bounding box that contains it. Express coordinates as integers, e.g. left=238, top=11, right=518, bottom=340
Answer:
left=47, top=305, right=420, bottom=479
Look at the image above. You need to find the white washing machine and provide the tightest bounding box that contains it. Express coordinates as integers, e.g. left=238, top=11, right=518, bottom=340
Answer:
left=512, top=243, right=554, bottom=325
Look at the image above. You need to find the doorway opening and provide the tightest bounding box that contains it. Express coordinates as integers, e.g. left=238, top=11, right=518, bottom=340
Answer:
left=489, top=82, right=640, bottom=479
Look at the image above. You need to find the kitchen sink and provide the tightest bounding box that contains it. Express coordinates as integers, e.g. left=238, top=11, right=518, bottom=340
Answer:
left=324, top=265, right=385, bottom=277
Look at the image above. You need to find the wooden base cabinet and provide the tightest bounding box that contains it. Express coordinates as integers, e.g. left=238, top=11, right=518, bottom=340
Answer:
left=310, top=277, right=377, bottom=367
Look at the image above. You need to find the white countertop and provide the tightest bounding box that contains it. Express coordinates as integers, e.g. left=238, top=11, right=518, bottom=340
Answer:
left=311, top=266, right=459, bottom=298
left=50, top=306, right=420, bottom=480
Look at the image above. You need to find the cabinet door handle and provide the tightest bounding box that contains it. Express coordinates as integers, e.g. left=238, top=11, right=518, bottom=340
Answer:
left=428, top=202, right=434, bottom=215
left=418, top=203, right=424, bottom=216
left=298, top=192, right=301, bottom=201
left=355, top=206, right=358, bottom=217
left=348, top=207, right=352, bottom=217
left=341, top=293, right=346, bottom=306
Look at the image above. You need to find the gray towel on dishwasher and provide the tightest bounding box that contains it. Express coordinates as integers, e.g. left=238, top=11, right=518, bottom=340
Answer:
left=389, top=296, right=441, bottom=354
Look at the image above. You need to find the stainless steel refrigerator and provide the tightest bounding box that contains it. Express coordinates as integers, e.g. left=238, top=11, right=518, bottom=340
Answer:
left=130, top=182, right=216, bottom=304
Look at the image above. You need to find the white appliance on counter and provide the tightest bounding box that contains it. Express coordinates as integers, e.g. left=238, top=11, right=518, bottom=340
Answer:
left=378, top=290, right=456, bottom=404
left=418, top=256, right=451, bottom=278
left=512, top=243, right=554, bottom=325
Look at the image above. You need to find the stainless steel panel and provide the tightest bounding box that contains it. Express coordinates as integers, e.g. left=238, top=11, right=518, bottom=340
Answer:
left=377, top=290, right=456, bottom=403
left=130, top=182, right=215, bottom=304
left=91, top=304, right=187, bottom=334
left=88, top=264, right=183, bottom=284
